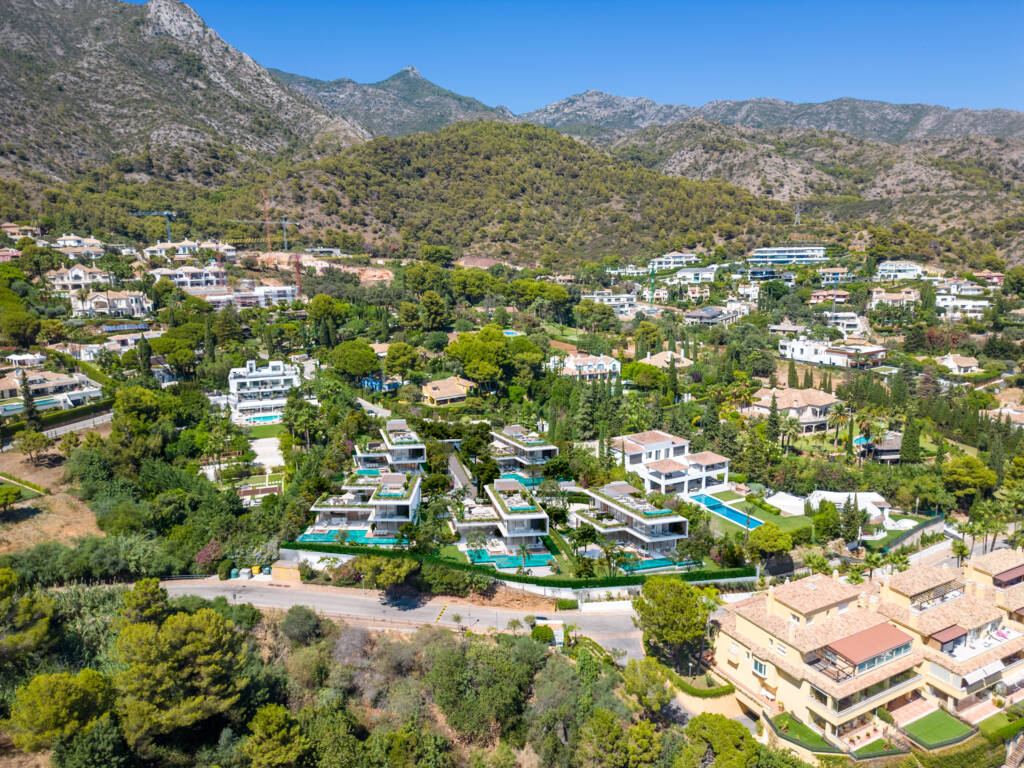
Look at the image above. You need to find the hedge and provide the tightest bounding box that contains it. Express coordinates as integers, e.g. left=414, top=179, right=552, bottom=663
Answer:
left=914, top=735, right=1005, bottom=768
left=542, top=535, right=562, bottom=556
left=658, top=661, right=734, bottom=699
left=884, top=515, right=945, bottom=554
left=0, top=472, right=48, bottom=494
left=281, top=541, right=755, bottom=589
left=1, top=398, right=114, bottom=440
left=555, top=599, right=578, bottom=611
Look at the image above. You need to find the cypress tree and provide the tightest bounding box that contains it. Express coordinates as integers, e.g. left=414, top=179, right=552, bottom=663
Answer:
left=19, top=372, right=41, bottom=431
left=989, top=433, right=1006, bottom=482
left=766, top=394, right=781, bottom=445
left=203, top=319, right=216, bottom=363
left=803, top=368, right=813, bottom=388
left=934, top=433, right=947, bottom=465
left=667, top=357, right=678, bottom=401
left=846, top=417, right=855, bottom=457
left=137, top=334, right=152, bottom=375
left=900, top=418, right=921, bottom=463
left=787, top=359, right=799, bottom=388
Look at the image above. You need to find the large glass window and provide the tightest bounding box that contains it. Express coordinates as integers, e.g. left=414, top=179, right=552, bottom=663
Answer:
left=753, top=658, right=768, bottom=677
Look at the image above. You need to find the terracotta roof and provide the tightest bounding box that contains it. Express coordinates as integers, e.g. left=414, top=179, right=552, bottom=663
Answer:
left=612, top=430, right=688, bottom=453
left=646, top=458, right=689, bottom=473
left=772, top=574, right=861, bottom=615
left=931, top=625, right=967, bottom=643
left=971, top=549, right=1024, bottom=577
left=421, top=376, right=475, bottom=401
left=1003, top=584, right=1024, bottom=613
left=827, top=623, right=913, bottom=664
left=880, top=593, right=1001, bottom=635
left=639, top=350, right=693, bottom=369
left=754, top=387, right=839, bottom=410
left=888, top=566, right=961, bottom=598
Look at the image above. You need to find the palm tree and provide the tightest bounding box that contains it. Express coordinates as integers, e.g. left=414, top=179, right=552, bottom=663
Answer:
left=829, top=411, right=849, bottom=447
left=782, top=418, right=802, bottom=455
left=506, top=618, right=523, bottom=636
left=597, top=536, right=622, bottom=577
left=864, top=552, right=884, bottom=580
left=563, top=622, right=579, bottom=648
left=952, top=539, right=970, bottom=566
left=886, top=551, right=910, bottom=572
left=518, top=542, right=530, bottom=571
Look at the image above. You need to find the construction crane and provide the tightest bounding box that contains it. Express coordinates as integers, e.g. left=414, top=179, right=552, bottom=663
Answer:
left=130, top=211, right=176, bottom=243
left=225, top=194, right=303, bottom=294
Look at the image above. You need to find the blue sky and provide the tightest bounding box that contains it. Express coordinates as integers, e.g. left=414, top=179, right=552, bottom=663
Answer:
left=163, top=0, right=1023, bottom=113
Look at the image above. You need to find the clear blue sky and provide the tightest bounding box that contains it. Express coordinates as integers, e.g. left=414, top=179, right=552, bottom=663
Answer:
left=164, top=0, right=1023, bottom=113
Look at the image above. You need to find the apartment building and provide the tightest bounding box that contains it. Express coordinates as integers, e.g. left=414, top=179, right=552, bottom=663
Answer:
left=748, top=246, right=828, bottom=266
left=605, top=265, right=647, bottom=277
left=683, top=306, right=740, bottom=326
left=0, top=369, right=102, bottom=420
left=746, top=386, right=841, bottom=433
left=748, top=268, right=797, bottom=286
left=778, top=337, right=887, bottom=369
left=809, top=289, right=850, bottom=305
left=224, top=360, right=304, bottom=425
left=823, top=312, right=870, bottom=337
left=71, top=290, right=153, bottom=318
left=936, top=294, right=989, bottom=321
left=149, top=265, right=227, bottom=291
left=875, top=260, right=925, bottom=282
left=818, top=267, right=854, bottom=284
left=548, top=353, right=621, bottom=381
left=650, top=251, right=701, bottom=270
left=570, top=481, right=689, bottom=558
left=490, top=424, right=558, bottom=485
left=308, top=471, right=422, bottom=541
left=581, top=290, right=638, bottom=317
left=143, top=240, right=201, bottom=259
left=610, top=429, right=729, bottom=493
left=46, top=265, right=114, bottom=294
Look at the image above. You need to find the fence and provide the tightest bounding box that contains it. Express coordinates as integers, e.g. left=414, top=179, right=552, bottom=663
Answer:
left=883, top=514, right=946, bottom=554
left=1, top=399, right=114, bottom=441
left=762, top=712, right=844, bottom=754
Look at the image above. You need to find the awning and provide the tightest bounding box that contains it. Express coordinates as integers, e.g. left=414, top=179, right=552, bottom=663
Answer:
left=932, top=625, right=968, bottom=644
left=963, top=660, right=1005, bottom=687
left=995, top=564, right=1024, bottom=587
left=982, top=660, right=1005, bottom=677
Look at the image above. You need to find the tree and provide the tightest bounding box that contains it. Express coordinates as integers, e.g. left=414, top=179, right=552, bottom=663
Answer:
left=747, top=522, right=792, bottom=563
left=118, top=578, right=169, bottom=626
left=575, top=708, right=628, bottom=768
left=787, top=359, right=798, bottom=388
left=420, top=290, right=450, bottom=331
left=900, top=417, right=921, bottom=463
left=114, top=608, right=249, bottom=754
left=622, top=658, right=670, bottom=715
left=632, top=576, right=716, bottom=664
left=136, top=334, right=152, bottom=375
left=19, top=373, right=41, bottom=432
left=839, top=495, right=868, bottom=544
left=627, top=719, right=662, bottom=768
left=864, top=551, right=884, bottom=580
left=943, top=455, right=998, bottom=509
left=8, top=669, right=112, bottom=752
left=678, top=713, right=758, bottom=768
left=765, top=394, right=780, bottom=446
left=243, top=704, right=310, bottom=768
left=58, top=430, right=81, bottom=459
left=952, top=538, right=970, bottom=566
left=50, top=714, right=131, bottom=768
left=280, top=605, right=321, bottom=645
left=0, top=485, right=20, bottom=517
left=0, top=568, right=55, bottom=672
left=420, top=244, right=454, bottom=266
left=384, top=342, right=419, bottom=378
left=802, top=368, right=813, bottom=388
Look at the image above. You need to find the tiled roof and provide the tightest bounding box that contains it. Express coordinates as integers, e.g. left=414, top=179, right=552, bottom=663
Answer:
left=971, top=549, right=1024, bottom=577
left=827, top=623, right=913, bottom=664
left=888, top=566, right=961, bottom=598
left=772, top=574, right=861, bottom=615
left=646, top=458, right=688, bottom=473
left=754, top=387, right=840, bottom=409
left=686, top=450, right=729, bottom=466
left=879, top=593, right=1001, bottom=636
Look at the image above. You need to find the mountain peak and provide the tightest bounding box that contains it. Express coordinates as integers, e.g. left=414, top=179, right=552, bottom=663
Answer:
left=398, top=65, right=422, bottom=78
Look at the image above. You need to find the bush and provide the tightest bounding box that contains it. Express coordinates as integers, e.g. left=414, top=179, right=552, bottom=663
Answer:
left=729, top=473, right=748, bottom=483
left=531, top=625, right=555, bottom=644
left=280, top=605, right=321, bottom=644
left=541, top=535, right=561, bottom=556
left=916, top=736, right=1004, bottom=768
left=876, top=706, right=894, bottom=725
left=983, top=717, right=1024, bottom=744
left=658, top=661, right=734, bottom=698
left=555, top=599, right=578, bottom=611
left=217, top=559, right=233, bottom=581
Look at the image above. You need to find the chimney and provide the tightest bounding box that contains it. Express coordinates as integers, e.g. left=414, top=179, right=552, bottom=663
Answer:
left=788, top=623, right=796, bottom=642
left=766, top=585, right=776, bottom=613
left=832, top=569, right=840, bottom=581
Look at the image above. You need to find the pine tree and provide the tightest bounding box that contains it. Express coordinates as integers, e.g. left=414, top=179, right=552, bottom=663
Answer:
left=934, top=433, right=947, bottom=465
left=318, top=319, right=331, bottom=349
left=787, top=359, right=798, bottom=388
left=19, top=372, right=41, bottom=431
left=803, top=368, right=813, bottom=389
left=900, top=418, right=921, bottom=463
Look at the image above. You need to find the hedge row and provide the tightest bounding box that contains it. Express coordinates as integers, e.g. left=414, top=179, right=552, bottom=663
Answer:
left=281, top=541, right=755, bottom=589
left=1, top=398, right=114, bottom=440
left=0, top=472, right=47, bottom=493
left=914, top=735, right=1006, bottom=768
left=982, top=716, right=1024, bottom=744
left=658, top=661, right=734, bottom=699
left=542, top=535, right=562, bottom=557
left=884, top=514, right=945, bottom=554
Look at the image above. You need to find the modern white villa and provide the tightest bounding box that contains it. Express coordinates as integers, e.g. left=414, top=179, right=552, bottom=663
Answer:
left=610, top=429, right=730, bottom=494
left=490, top=424, right=558, bottom=485
left=222, top=360, right=307, bottom=425
left=352, top=419, right=427, bottom=475
left=570, top=481, right=689, bottom=558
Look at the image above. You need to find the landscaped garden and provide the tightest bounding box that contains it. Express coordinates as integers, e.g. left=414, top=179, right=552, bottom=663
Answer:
left=772, top=713, right=834, bottom=751
left=247, top=423, right=285, bottom=439
left=902, top=709, right=974, bottom=748
left=853, top=738, right=903, bottom=758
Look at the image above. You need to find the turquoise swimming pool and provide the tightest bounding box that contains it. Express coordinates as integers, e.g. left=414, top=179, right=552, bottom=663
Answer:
left=621, top=557, right=702, bottom=571
left=297, top=531, right=340, bottom=543
left=500, top=473, right=542, bottom=487
left=248, top=415, right=280, bottom=424
left=692, top=494, right=763, bottom=530
left=357, top=469, right=381, bottom=476
left=468, top=549, right=552, bottom=568
left=296, top=529, right=402, bottom=546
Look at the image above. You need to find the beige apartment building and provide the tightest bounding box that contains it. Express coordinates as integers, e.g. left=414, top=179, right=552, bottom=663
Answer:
left=713, top=559, right=1024, bottom=753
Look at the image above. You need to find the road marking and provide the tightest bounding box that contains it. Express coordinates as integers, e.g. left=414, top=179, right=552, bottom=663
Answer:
left=436, top=604, right=448, bottom=623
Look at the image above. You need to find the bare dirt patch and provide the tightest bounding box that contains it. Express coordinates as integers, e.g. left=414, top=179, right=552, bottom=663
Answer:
left=0, top=451, right=67, bottom=491
left=0, top=492, right=101, bottom=554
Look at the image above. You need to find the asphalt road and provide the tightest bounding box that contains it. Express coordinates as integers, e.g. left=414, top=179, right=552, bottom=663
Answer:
left=163, top=579, right=645, bottom=660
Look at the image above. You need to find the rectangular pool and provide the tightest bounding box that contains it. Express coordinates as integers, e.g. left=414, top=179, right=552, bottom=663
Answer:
left=692, top=494, right=763, bottom=530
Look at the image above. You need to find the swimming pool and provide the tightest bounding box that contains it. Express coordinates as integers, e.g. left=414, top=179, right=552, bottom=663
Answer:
left=356, top=469, right=381, bottom=476
left=248, top=415, right=281, bottom=424
left=854, top=436, right=869, bottom=446
left=692, top=494, right=763, bottom=530
left=502, top=330, right=522, bottom=337
left=468, top=549, right=552, bottom=568
left=500, top=473, right=542, bottom=487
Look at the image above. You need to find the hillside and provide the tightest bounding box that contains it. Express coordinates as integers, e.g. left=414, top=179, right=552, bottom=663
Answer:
left=272, top=65, right=514, bottom=137
left=523, top=91, right=1024, bottom=143
left=607, top=121, right=1024, bottom=232
left=0, top=0, right=366, bottom=180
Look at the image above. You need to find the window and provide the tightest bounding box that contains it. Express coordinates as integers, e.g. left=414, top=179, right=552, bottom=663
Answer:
left=838, top=601, right=849, bottom=614
left=777, top=645, right=787, bottom=657
left=753, top=658, right=768, bottom=677
left=790, top=614, right=800, bottom=625
left=768, top=639, right=774, bottom=648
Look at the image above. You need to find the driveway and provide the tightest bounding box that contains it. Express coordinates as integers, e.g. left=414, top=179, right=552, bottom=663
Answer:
left=251, top=437, right=283, bottom=469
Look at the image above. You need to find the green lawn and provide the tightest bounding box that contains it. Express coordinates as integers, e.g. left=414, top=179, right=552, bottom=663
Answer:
left=248, top=424, right=285, bottom=439
left=732, top=500, right=812, bottom=534
left=978, top=711, right=1017, bottom=735
left=902, top=709, right=974, bottom=747
left=712, top=490, right=742, bottom=502
left=438, top=545, right=469, bottom=564
left=0, top=480, right=42, bottom=502
left=863, top=513, right=930, bottom=552
left=853, top=739, right=901, bottom=757
left=772, top=713, right=831, bottom=750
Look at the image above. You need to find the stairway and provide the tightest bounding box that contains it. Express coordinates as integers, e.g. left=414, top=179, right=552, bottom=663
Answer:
left=1003, top=734, right=1024, bottom=768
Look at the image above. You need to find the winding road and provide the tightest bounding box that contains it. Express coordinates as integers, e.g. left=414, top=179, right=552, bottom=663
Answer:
left=162, top=578, right=645, bottom=660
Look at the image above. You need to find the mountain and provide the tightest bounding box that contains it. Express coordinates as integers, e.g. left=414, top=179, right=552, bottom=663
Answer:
left=0, top=0, right=367, bottom=180
left=270, top=66, right=514, bottom=137
left=523, top=91, right=1024, bottom=143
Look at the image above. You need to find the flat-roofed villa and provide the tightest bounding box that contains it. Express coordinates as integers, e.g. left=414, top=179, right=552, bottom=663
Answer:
left=304, top=471, right=422, bottom=544
left=490, top=424, right=558, bottom=485
left=354, top=419, right=427, bottom=475
left=482, top=478, right=549, bottom=551
left=569, top=481, right=688, bottom=559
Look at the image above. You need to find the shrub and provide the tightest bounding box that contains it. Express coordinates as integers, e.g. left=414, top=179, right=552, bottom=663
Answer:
left=555, top=599, right=578, bottom=611
left=217, top=559, right=233, bottom=581
left=876, top=706, right=894, bottom=725
left=531, top=625, right=555, bottom=644
left=280, top=605, right=321, bottom=644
